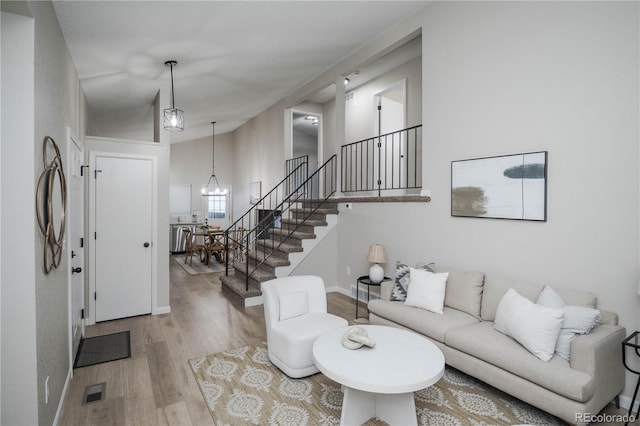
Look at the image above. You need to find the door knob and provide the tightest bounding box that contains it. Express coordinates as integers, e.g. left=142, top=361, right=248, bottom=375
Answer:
left=71, top=267, right=82, bottom=274
left=143, top=242, right=150, bottom=248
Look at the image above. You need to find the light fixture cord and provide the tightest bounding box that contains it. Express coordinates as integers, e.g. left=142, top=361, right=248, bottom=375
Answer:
left=169, top=63, right=176, bottom=109
left=206, top=121, right=219, bottom=188
left=212, top=121, right=216, bottom=176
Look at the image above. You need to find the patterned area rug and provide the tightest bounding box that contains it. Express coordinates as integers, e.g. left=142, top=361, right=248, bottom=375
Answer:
left=172, top=255, right=225, bottom=274
left=189, top=344, right=565, bottom=426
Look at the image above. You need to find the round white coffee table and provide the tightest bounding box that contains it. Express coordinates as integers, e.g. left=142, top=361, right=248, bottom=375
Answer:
left=313, top=325, right=445, bottom=426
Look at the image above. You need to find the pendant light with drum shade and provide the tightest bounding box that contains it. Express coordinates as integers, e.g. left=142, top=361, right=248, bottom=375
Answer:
left=202, top=121, right=227, bottom=196
left=163, top=60, right=184, bottom=132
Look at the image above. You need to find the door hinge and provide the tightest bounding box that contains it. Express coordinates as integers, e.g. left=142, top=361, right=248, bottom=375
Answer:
left=80, top=237, right=84, bottom=248
left=94, top=292, right=97, bottom=301
left=377, top=104, right=382, bottom=111
left=81, top=308, right=85, bottom=319
left=94, top=232, right=97, bottom=240
left=94, top=169, right=102, bottom=179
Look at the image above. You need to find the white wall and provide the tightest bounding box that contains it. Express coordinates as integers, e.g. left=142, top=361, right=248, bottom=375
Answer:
left=1, top=11, right=38, bottom=425
left=345, top=56, right=421, bottom=144
left=170, top=132, right=234, bottom=218
left=232, top=101, right=287, bottom=220
left=419, top=0, right=639, bottom=401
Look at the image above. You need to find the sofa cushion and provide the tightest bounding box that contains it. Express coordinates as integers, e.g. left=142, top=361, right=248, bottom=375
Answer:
left=555, top=288, right=597, bottom=308
left=494, top=288, right=564, bottom=362
left=390, top=261, right=434, bottom=301
left=404, top=269, right=448, bottom=314
left=445, top=321, right=594, bottom=402
left=432, top=265, right=484, bottom=318
left=537, top=285, right=601, bottom=361
left=367, top=299, right=478, bottom=343
left=481, top=275, right=544, bottom=322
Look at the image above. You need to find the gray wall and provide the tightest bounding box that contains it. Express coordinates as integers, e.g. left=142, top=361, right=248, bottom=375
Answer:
left=170, top=132, right=234, bottom=217
left=1, top=1, right=87, bottom=424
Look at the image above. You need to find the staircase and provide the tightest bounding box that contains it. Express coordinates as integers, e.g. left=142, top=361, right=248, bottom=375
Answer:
left=220, top=201, right=338, bottom=306
left=220, top=155, right=338, bottom=306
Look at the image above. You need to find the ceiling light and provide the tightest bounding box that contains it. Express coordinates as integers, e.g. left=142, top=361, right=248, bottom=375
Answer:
left=163, top=60, right=184, bottom=132
left=202, top=121, right=227, bottom=196
left=344, top=77, right=350, bottom=85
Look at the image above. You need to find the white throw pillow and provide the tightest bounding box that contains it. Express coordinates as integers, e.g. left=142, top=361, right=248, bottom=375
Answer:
left=279, top=291, right=309, bottom=321
left=536, top=285, right=601, bottom=361
left=403, top=268, right=448, bottom=314
left=494, top=288, right=564, bottom=362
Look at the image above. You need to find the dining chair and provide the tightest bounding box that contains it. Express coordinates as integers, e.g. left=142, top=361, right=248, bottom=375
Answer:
left=182, top=228, right=204, bottom=266
left=205, top=230, right=225, bottom=265
left=229, top=226, right=246, bottom=263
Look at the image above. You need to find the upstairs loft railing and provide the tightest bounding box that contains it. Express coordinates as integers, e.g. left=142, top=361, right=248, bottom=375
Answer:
left=341, top=125, right=422, bottom=196
left=225, top=155, right=337, bottom=290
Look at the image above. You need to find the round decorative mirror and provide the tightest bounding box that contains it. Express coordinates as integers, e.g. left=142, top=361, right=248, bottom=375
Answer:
left=36, top=136, right=66, bottom=273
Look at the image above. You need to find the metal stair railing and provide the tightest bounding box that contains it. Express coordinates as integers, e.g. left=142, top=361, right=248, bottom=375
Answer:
left=224, top=155, right=337, bottom=291
left=341, top=125, right=422, bottom=196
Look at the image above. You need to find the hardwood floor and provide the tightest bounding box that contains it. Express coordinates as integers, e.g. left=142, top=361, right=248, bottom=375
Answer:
left=58, top=260, right=361, bottom=426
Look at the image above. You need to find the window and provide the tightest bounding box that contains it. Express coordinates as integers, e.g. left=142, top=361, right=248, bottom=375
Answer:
left=206, top=193, right=226, bottom=219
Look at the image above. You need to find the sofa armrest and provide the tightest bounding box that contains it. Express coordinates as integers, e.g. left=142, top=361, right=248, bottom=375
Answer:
left=599, top=310, right=618, bottom=326
left=570, top=324, right=626, bottom=403
left=380, top=281, right=394, bottom=301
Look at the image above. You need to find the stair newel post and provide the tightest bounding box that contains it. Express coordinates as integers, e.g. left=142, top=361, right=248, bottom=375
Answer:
left=245, top=228, right=250, bottom=291
left=224, top=229, right=229, bottom=276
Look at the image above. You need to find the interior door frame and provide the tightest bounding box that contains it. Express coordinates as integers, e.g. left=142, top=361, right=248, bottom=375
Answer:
left=373, top=79, right=408, bottom=189
left=87, top=151, right=158, bottom=325
left=288, top=108, right=323, bottom=196
left=66, top=127, right=85, bottom=374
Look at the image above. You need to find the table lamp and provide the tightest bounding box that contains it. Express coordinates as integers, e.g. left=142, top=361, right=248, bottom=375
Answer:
left=367, top=244, right=387, bottom=284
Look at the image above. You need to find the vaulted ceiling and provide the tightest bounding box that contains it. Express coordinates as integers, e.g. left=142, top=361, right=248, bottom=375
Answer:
left=52, top=1, right=428, bottom=143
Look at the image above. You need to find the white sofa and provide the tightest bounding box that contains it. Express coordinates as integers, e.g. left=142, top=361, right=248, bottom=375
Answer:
left=367, top=265, right=626, bottom=426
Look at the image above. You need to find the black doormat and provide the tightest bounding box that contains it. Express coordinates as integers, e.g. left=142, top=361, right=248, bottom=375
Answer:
left=73, top=331, right=131, bottom=369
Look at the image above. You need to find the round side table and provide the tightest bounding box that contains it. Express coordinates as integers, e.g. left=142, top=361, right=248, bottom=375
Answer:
left=355, top=275, right=392, bottom=321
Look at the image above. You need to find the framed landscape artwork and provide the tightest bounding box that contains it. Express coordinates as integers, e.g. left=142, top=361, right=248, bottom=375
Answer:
left=249, top=181, right=262, bottom=205
left=451, top=151, right=547, bottom=221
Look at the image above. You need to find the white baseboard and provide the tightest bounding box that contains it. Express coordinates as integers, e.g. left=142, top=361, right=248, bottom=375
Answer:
left=154, top=305, right=171, bottom=315
left=53, top=368, right=72, bottom=426
left=245, top=295, right=263, bottom=307
left=619, top=393, right=640, bottom=413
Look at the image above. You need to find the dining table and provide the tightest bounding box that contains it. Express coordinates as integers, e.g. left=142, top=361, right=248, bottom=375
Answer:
left=193, top=229, right=225, bottom=265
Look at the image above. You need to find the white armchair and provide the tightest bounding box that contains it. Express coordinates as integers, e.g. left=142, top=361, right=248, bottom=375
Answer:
left=261, top=275, right=348, bottom=378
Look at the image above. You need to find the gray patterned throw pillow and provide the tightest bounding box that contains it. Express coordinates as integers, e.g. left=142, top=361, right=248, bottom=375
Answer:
left=390, top=261, right=435, bottom=301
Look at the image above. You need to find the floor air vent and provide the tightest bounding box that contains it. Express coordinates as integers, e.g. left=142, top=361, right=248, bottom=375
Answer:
left=84, top=382, right=106, bottom=404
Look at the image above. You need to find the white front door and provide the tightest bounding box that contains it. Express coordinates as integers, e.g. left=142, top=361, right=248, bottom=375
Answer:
left=94, top=155, right=153, bottom=322
left=67, top=130, right=85, bottom=364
